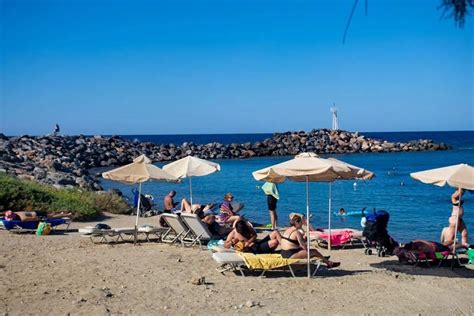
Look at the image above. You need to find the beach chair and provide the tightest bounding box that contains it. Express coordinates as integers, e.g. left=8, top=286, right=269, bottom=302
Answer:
left=395, top=240, right=464, bottom=268
left=311, top=228, right=365, bottom=249
left=114, top=226, right=169, bottom=242
left=79, top=225, right=167, bottom=244
left=1, top=218, right=71, bottom=233
left=212, top=252, right=322, bottom=278
left=79, top=226, right=118, bottom=243
left=180, top=213, right=220, bottom=248
left=160, top=213, right=192, bottom=246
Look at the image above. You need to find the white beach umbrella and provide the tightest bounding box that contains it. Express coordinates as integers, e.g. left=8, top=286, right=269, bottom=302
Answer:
left=410, top=163, right=474, bottom=252
left=252, top=152, right=354, bottom=278
left=102, top=154, right=178, bottom=243
left=163, top=155, right=221, bottom=205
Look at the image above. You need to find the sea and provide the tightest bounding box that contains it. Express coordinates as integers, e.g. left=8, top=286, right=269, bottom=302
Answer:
left=99, top=131, right=474, bottom=243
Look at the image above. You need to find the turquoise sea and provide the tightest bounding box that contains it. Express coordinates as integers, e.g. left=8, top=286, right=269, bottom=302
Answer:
left=100, top=131, right=474, bottom=243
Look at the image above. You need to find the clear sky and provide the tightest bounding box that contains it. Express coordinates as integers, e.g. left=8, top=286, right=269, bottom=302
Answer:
left=1, top=0, right=472, bottom=136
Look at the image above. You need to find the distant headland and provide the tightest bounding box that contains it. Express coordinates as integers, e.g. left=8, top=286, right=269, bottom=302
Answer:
left=0, top=129, right=448, bottom=190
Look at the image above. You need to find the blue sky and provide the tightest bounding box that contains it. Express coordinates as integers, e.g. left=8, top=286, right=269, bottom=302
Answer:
left=1, top=0, right=472, bottom=135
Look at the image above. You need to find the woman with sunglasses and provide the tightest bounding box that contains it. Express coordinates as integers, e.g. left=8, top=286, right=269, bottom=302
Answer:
left=218, top=192, right=241, bottom=226
left=280, top=213, right=340, bottom=269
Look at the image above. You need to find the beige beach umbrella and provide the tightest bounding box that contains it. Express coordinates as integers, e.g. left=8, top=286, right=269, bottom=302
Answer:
left=102, top=154, right=178, bottom=243
left=410, top=163, right=474, bottom=252
left=252, top=152, right=354, bottom=278
left=163, top=155, right=221, bottom=205
left=410, top=164, right=474, bottom=190
left=326, top=158, right=375, bottom=180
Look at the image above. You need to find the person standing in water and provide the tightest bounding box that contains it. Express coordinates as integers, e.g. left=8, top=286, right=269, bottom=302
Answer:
left=262, top=182, right=279, bottom=230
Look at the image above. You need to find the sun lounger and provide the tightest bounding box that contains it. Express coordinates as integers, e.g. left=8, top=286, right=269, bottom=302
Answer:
left=180, top=213, right=220, bottom=248
left=79, top=226, right=118, bottom=243
left=395, top=240, right=465, bottom=268
left=160, top=213, right=192, bottom=246
left=1, top=218, right=71, bottom=233
left=212, top=252, right=322, bottom=278
left=311, top=228, right=365, bottom=248
left=79, top=225, right=167, bottom=243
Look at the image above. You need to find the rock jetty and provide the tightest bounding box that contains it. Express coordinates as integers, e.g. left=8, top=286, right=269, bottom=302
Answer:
left=0, top=129, right=448, bottom=190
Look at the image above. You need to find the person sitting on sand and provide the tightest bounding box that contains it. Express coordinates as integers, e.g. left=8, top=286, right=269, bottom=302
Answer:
left=442, top=188, right=469, bottom=248
left=280, top=213, right=340, bottom=268
left=224, top=219, right=281, bottom=254
left=218, top=193, right=241, bottom=226
left=163, top=190, right=179, bottom=213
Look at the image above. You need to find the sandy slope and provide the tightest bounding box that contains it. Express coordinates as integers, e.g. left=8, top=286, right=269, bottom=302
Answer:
left=1, top=213, right=473, bottom=315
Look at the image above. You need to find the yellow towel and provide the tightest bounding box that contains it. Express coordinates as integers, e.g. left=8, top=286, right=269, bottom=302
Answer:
left=238, top=253, right=301, bottom=270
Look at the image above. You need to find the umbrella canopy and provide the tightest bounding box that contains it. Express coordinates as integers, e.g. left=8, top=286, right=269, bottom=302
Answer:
left=103, top=155, right=177, bottom=184
left=326, top=158, right=375, bottom=180
left=163, top=155, right=220, bottom=178
left=252, top=152, right=369, bottom=278
left=102, top=154, right=178, bottom=243
left=163, top=156, right=221, bottom=204
left=410, top=163, right=474, bottom=253
left=252, top=152, right=354, bottom=183
left=410, top=163, right=474, bottom=190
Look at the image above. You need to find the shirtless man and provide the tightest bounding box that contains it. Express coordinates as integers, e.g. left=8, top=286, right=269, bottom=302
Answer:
left=224, top=220, right=280, bottom=253
left=163, top=190, right=179, bottom=213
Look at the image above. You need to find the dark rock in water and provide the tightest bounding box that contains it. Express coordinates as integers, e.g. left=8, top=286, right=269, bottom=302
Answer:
left=0, top=130, right=448, bottom=190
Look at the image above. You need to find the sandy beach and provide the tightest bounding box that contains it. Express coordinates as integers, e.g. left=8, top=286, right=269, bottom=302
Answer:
left=1, top=213, right=473, bottom=315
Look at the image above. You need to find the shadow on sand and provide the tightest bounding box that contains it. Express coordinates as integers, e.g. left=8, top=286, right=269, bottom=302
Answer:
left=370, top=258, right=474, bottom=279
left=233, top=268, right=371, bottom=279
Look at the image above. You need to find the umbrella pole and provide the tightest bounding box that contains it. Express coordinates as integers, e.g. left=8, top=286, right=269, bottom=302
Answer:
left=134, top=182, right=142, bottom=245
left=189, top=177, right=193, bottom=205
left=452, top=187, right=460, bottom=255
left=306, top=176, right=311, bottom=279
left=328, top=183, right=332, bottom=251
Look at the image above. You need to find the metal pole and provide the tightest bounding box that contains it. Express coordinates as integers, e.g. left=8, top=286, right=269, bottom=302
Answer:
left=452, top=187, right=460, bottom=255
left=134, top=182, right=142, bottom=245
left=306, top=176, right=311, bottom=279
left=328, top=183, right=332, bottom=251
left=189, top=177, right=193, bottom=205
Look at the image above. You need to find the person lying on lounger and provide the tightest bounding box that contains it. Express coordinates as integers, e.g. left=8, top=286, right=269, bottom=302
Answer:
left=179, top=198, right=223, bottom=232
left=4, top=210, right=72, bottom=222
left=280, top=213, right=340, bottom=269
left=224, top=219, right=280, bottom=254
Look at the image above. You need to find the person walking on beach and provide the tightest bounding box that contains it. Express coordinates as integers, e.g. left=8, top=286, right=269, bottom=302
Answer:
left=261, top=182, right=279, bottom=230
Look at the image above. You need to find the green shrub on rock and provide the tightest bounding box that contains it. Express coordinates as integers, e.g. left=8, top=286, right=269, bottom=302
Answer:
left=0, top=173, right=129, bottom=220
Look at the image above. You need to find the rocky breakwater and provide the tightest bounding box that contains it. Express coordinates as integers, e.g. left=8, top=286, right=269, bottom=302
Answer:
left=0, top=129, right=448, bottom=190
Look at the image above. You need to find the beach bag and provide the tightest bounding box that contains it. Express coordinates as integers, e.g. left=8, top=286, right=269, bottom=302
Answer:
left=36, top=222, right=52, bottom=236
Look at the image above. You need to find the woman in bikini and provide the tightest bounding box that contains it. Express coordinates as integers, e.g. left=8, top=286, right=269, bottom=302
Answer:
left=280, top=213, right=340, bottom=268
left=442, top=188, right=469, bottom=248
